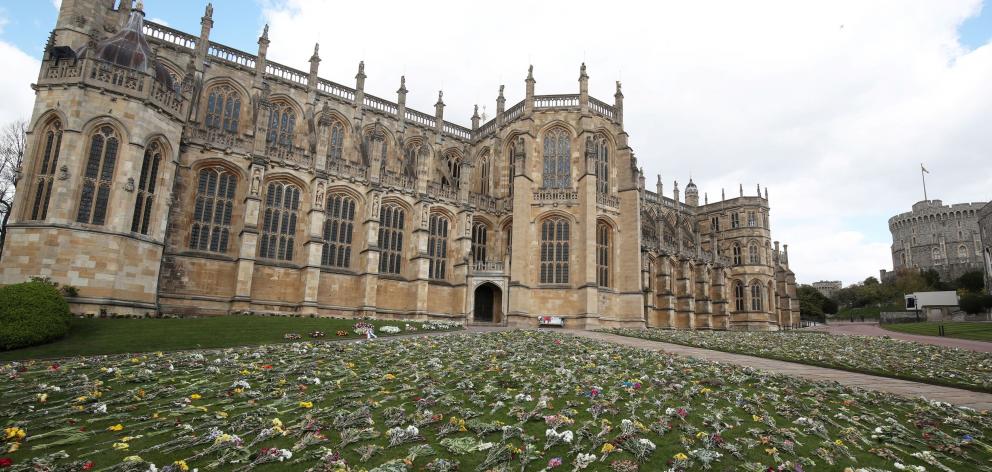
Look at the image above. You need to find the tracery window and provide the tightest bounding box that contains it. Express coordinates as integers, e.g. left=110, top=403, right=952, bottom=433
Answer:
left=732, top=243, right=742, bottom=266
left=441, top=151, right=461, bottom=188
left=507, top=141, right=516, bottom=197
left=321, top=194, right=356, bottom=268
left=401, top=143, right=423, bottom=178
left=596, top=222, right=611, bottom=288
left=542, top=128, right=570, bottom=189
left=76, top=126, right=119, bottom=226
left=932, top=247, right=942, bottom=261
left=362, top=130, right=388, bottom=168
left=205, top=85, right=241, bottom=134
left=747, top=211, right=756, bottom=227
left=479, top=157, right=491, bottom=195
left=748, top=243, right=760, bottom=265
left=731, top=213, right=740, bottom=229
left=540, top=216, right=570, bottom=284
left=734, top=281, right=746, bottom=311
left=266, top=102, right=296, bottom=148
left=130, top=141, right=163, bottom=235
left=471, top=223, right=488, bottom=262
left=957, top=244, right=968, bottom=259
left=29, top=119, right=63, bottom=220
left=377, top=204, right=404, bottom=275
left=589, top=135, right=609, bottom=194
left=258, top=182, right=300, bottom=261
left=189, top=168, right=236, bottom=253
left=750, top=281, right=764, bottom=311
left=710, top=216, right=720, bottom=232
left=325, top=121, right=344, bottom=166
left=428, top=214, right=449, bottom=280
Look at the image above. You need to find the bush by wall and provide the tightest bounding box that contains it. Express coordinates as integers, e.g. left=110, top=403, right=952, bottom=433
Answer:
left=0, top=281, right=72, bottom=350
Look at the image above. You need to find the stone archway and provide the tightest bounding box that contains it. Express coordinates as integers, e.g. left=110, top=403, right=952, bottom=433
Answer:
left=473, top=283, right=502, bottom=323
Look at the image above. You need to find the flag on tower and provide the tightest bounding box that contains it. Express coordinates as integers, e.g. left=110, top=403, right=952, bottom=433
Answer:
left=921, top=164, right=929, bottom=174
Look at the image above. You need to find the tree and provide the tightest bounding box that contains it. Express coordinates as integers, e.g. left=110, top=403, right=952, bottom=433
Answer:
left=953, top=270, right=985, bottom=293
left=0, top=120, right=26, bottom=260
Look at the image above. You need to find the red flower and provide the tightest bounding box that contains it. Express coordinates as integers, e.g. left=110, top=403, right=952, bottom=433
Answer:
left=0, top=458, right=12, bottom=468
left=49, top=363, right=60, bottom=371
left=82, top=461, right=95, bottom=470
left=261, top=365, right=273, bottom=370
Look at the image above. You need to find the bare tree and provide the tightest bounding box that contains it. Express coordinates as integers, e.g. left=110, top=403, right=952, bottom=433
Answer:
left=0, top=120, right=27, bottom=260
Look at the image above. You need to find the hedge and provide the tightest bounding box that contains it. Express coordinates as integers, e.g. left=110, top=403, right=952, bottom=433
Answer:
left=0, top=281, right=72, bottom=350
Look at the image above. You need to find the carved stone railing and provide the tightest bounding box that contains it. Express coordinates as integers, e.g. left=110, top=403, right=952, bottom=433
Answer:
left=596, top=193, right=620, bottom=210
left=90, top=59, right=145, bottom=92
left=265, top=61, right=307, bottom=86
left=533, top=188, right=578, bottom=204
left=589, top=97, right=615, bottom=120
left=473, top=117, right=498, bottom=140
left=150, top=79, right=184, bottom=114
left=42, top=60, right=82, bottom=82
left=364, top=94, right=398, bottom=115
left=143, top=21, right=197, bottom=50
left=266, top=144, right=311, bottom=167
left=207, top=43, right=256, bottom=69
left=188, top=127, right=248, bottom=151
left=443, top=122, right=472, bottom=140
left=469, top=192, right=498, bottom=212
left=326, top=159, right=368, bottom=180
left=405, top=109, right=436, bottom=128
left=380, top=170, right=416, bottom=191
left=471, top=260, right=505, bottom=274
left=534, top=94, right=579, bottom=109
left=317, top=79, right=356, bottom=102
left=427, top=181, right=458, bottom=201
left=504, top=100, right=524, bottom=122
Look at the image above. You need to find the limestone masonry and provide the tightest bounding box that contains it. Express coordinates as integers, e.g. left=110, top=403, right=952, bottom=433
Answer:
left=884, top=199, right=987, bottom=284
left=1, top=1, right=800, bottom=330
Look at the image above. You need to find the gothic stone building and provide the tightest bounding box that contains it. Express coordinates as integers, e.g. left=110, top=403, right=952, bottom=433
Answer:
left=979, top=202, right=992, bottom=294
left=883, top=199, right=987, bottom=284
left=1, top=1, right=800, bottom=330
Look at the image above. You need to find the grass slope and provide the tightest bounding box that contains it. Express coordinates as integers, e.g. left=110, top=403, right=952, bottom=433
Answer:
left=0, top=317, right=459, bottom=361
left=882, top=321, right=992, bottom=342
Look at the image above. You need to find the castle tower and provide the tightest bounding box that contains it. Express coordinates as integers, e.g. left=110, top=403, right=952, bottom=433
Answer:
left=685, top=178, right=699, bottom=206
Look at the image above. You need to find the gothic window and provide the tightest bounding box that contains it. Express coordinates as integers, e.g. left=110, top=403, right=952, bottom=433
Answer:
left=747, top=211, right=756, bottom=227
left=441, top=151, right=461, bottom=188
left=958, top=244, right=968, bottom=259
left=428, top=214, right=449, bottom=280
left=258, top=182, right=300, bottom=261
left=377, top=204, right=404, bottom=275
left=750, top=282, right=763, bottom=311
left=710, top=216, right=720, bottom=232
left=29, top=119, right=63, bottom=220
left=732, top=243, right=742, bottom=266
left=76, top=126, right=120, bottom=225
left=504, top=224, right=512, bottom=257
left=266, top=102, right=296, bottom=148
left=596, top=222, right=611, bottom=288
left=362, top=130, right=388, bottom=168
left=325, top=121, right=344, bottom=166
left=731, top=213, right=740, bottom=229
left=205, top=85, right=241, bottom=134
left=507, top=141, right=516, bottom=197
left=932, top=247, right=941, bottom=262
left=130, top=141, right=163, bottom=235
left=401, top=143, right=423, bottom=178
left=588, top=135, right=610, bottom=194
left=471, top=222, right=488, bottom=262
left=479, top=157, right=491, bottom=195
left=189, top=168, right=236, bottom=253
left=734, top=281, right=745, bottom=311
left=540, top=216, right=570, bottom=284
left=321, top=194, right=356, bottom=268
left=748, top=243, right=760, bottom=265
left=542, top=128, right=571, bottom=189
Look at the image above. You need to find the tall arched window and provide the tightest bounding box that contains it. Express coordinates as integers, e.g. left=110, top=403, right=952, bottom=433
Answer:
left=321, top=194, right=356, bottom=268
left=596, top=222, right=611, bottom=287
left=958, top=244, right=968, bottom=258
left=428, top=214, right=449, bottom=280
left=325, top=121, right=344, bottom=166
left=479, top=157, right=491, bottom=195
left=378, top=204, right=405, bottom=275
left=932, top=247, right=942, bottom=261
left=734, top=281, right=745, bottom=311
left=471, top=222, right=488, bottom=262
left=732, top=243, right=742, bottom=266
left=130, top=141, right=163, bottom=235
left=442, top=151, right=461, bottom=188
left=401, top=143, right=424, bottom=178
left=362, top=130, right=388, bottom=168
left=266, top=102, right=296, bottom=148
left=76, top=126, right=120, bottom=225
left=506, top=140, right=517, bottom=197
left=588, top=135, right=609, bottom=194
left=258, top=182, right=300, bottom=261
left=29, top=119, right=63, bottom=220
left=542, top=128, right=570, bottom=189
left=189, top=167, right=237, bottom=253
left=750, top=281, right=764, bottom=311
left=540, top=216, right=570, bottom=284
left=748, top=243, right=760, bottom=265
left=205, top=85, right=241, bottom=134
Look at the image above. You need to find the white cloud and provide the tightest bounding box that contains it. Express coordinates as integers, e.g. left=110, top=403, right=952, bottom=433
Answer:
left=52, top=0, right=62, bottom=10
left=148, top=18, right=169, bottom=27
left=0, top=40, right=40, bottom=125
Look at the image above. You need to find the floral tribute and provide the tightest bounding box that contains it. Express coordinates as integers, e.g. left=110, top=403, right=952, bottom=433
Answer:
left=601, top=328, right=992, bottom=392
left=1, top=331, right=991, bottom=471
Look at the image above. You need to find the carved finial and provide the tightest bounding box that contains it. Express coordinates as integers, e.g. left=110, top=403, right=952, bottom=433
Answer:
left=436, top=90, right=444, bottom=105
left=580, top=62, right=588, bottom=79
left=656, top=175, right=661, bottom=185
left=205, top=2, right=213, bottom=18
left=261, top=24, right=269, bottom=40
left=472, top=104, right=479, bottom=119
left=527, top=64, right=534, bottom=81
left=397, top=75, right=407, bottom=94
left=705, top=193, right=708, bottom=205
left=615, top=80, right=623, bottom=94
left=498, top=84, right=504, bottom=98
left=357, top=60, right=365, bottom=77
left=764, top=187, right=768, bottom=199
left=757, top=183, right=761, bottom=196
left=313, top=43, right=319, bottom=56
left=135, top=0, right=144, bottom=12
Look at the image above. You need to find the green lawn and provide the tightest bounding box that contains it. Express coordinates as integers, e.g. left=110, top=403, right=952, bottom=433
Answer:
left=0, top=316, right=460, bottom=361
left=882, top=321, right=992, bottom=342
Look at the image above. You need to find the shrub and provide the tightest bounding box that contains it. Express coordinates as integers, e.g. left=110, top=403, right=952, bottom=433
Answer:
left=959, top=293, right=987, bottom=315
left=0, top=281, right=72, bottom=350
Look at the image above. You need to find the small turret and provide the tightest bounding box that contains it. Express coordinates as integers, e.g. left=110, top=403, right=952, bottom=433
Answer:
left=685, top=178, right=699, bottom=206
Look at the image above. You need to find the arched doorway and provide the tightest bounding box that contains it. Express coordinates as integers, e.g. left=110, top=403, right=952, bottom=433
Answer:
left=473, top=283, right=502, bottom=323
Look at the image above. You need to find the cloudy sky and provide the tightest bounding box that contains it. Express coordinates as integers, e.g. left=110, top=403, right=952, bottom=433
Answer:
left=2, top=0, right=990, bottom=285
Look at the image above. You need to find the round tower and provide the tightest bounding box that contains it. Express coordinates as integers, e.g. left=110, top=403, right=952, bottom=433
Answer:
left=685, top=178, right=699, bottom=206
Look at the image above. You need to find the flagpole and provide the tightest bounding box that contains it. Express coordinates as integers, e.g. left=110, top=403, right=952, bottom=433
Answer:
left=921, top=164, right=928, bottom=201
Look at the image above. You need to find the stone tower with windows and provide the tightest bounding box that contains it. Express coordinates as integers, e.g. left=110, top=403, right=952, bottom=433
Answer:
left=1, top=0, right=800, bottom=329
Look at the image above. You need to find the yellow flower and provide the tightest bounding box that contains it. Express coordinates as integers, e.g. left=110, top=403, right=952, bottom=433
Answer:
left=696, top=431, right=706, bottom=439
left=216, top=411, right=229, bottom=419
left=37, top=393, right=48, bottom=403
left=835, top=439, right=844, bottom=446
left=299, top=401, right=314, bottom=409
left=174, top=460, right=190, bottom=472
left=4, top=427, right=26, bottom=441
left=346, top=362, right=356, bottom=369
left=8, top=442, right=20, bottom=453
left=384, top=373, right=396, bottom=380
left=113, top=442, right=130, bottom=450
left=190, top=394, right=202, bottom=400
left=108, top=424, right=124, bottom=432
left=673, top=452, right=688, bottom=461
left=700, top=387, right=712, bottom=395
left=765, top=447, right=778, bottom=455
left=272, top=418, right=284, bottom=429
left=752, top=415, right=762, bottom=422
left=122, top=456, right=144, bottom=463
left=601, top=443, right=615, bottom=454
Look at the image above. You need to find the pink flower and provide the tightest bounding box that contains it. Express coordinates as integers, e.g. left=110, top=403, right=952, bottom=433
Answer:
left=548, top=457, right=563, bottom=468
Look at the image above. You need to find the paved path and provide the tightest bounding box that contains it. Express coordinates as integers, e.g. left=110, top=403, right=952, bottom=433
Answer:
left=807, top=322, right=992, bottom=353
left=568, top=329, right=992, bottom=411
